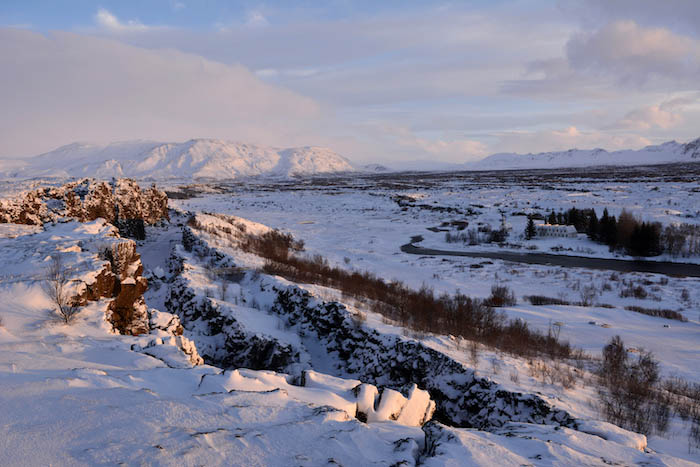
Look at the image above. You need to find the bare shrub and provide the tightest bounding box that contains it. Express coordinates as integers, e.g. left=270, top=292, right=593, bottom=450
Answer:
left=578, top=284, right=598, bottom=307
left=691, top=414, right=700, bottom=453
left=529, top=360, right=577, bottom=389
left=43, top=254, right=80, bottom=324
left=598, top=336, right=670, bottom=436
left=247, top=230, right=571, bottom=359
left=524, top=295, right=571, bottom=306
left=619, top=284, right=648, bottom=299
left=681, top=288, right=691, bottom=302
left=219, top=279, right=229, bottom=301
left=468, top=340, right=480, bottom=367
left=485, top=284, right=516, bottom=307
left=490, top=357, right=501, bottom=375
left=624, top=305, right=687, bottom=322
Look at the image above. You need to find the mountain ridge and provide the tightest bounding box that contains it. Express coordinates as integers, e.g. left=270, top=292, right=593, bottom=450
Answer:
left=1, top=139, right=355, bottom=180
left=465, top=137, right=700, bottom=171
left=2, top=136, right=699, bottom=180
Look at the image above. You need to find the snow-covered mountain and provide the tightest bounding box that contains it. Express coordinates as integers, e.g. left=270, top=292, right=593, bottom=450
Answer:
left=3, top=136, right=699, bottom=180
left=1, top=139, right=355, bottom=180
left=467, top=137, right=700, bottom=171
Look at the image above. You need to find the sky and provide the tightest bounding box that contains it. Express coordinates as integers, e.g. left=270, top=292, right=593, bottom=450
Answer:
left=1, top=0, right=699, bottom=164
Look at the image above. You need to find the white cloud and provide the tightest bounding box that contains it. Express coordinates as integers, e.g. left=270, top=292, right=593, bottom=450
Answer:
left=510, top=20, right=700, bottom=96
left=0, top=29, right=321, bottom=157
left=566, top=20, right=700, bottom=84
left=614, top=97, right=696, bottom=130
left=95, top=8, right=150, bottom=32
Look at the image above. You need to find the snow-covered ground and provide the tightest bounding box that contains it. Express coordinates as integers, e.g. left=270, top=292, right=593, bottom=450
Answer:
left=166, top=173, right=700, bottom=461
left=2, top=167, right=700, bottom=464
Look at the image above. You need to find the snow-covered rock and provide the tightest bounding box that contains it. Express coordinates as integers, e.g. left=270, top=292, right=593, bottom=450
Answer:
left=421, top=421, right=691, bottom=466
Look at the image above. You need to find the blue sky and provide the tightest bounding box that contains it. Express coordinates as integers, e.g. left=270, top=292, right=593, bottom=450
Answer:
left=1, top=1, right=699, bottom=163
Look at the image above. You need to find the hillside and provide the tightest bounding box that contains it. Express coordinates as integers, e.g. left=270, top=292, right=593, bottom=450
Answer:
left=0, top=139, right=355, bottom=180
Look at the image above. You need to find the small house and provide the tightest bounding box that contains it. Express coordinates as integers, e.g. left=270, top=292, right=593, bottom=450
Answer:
left=534, top=223, right=578, bottom=238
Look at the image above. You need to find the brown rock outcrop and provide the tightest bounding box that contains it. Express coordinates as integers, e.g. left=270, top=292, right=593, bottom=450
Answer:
left=0, top=178, right=169, bottom=236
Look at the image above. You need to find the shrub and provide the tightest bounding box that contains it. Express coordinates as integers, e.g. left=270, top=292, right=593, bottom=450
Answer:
left=619, top=284, right=648, bottom=299
left=681, top=288, right=691, bottom=302
left=624, top=305, right=687, bottom=322
left=578, top=284, right=598, bottom=307
left=42, top=254, right=80, bottom=324
left=250, top=231, right=570, bottom=359
left=485, top=285, right=516, bottom=307
left=525, top=295, right=571, bottom=306
left=598, top=336, right=670, bottom=436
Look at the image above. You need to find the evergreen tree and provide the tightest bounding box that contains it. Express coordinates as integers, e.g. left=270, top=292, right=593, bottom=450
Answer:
left=569, top=207, right=579, bottom=230
left=629, top=222, right=661, bottom=257
left=525, top=217, right=536, bottom=240
left=587, top=209, right=599, bottom=240
left=548, top=211, right=557, bottom=224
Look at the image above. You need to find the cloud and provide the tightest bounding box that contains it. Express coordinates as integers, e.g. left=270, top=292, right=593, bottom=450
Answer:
left=613, top=97, right=697, bottom=130
left=95, top=8, right=151, bottom=32
left=507, top=20, right=700, bottom=96
left=559, top=0, right=700, bottom=36
left=92, top=7, right=570, bottom=105
left=0, top=29, right=321, bottom=157
left=566, top=20, right=700, bottom=84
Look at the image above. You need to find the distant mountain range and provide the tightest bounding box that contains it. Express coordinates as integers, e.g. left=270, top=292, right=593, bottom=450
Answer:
left=466, top=137, right=700, bottom=171
left=387, top=137, right=700, bottom=172
left=0, top=139, right=355, bottom=180
left=1, top=137, right=699, bottom=180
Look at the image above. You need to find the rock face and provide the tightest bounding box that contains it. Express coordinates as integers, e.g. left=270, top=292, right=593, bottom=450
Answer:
left=0, top=178, right=168, bottom=238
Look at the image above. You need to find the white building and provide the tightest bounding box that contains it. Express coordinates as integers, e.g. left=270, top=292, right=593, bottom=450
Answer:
left=535, top=223, right=578, bottom=238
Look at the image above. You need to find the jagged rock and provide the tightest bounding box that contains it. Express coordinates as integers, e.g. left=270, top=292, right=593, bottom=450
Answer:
left=149, top=309, right=184, bottom=336
left=108, top=279, right=149, bottom=335
left=0, top=178, right=169, bottom=238
left=165, top=263, right=302, bottom=373
left=136, top=333, right=204, bottom=368
left=70, top=237, right=151, bottom=335
left=268, top=286, right=577, bottom=430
